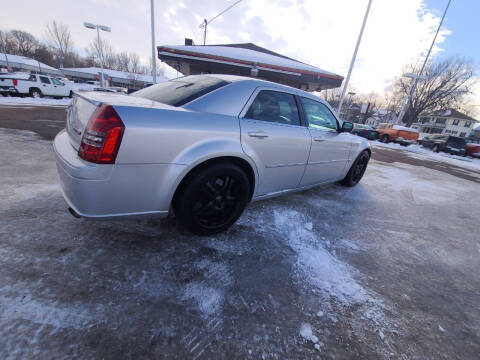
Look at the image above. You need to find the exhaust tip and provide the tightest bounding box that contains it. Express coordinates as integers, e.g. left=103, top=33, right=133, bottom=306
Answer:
left=68, top=207, right=81, bottom=218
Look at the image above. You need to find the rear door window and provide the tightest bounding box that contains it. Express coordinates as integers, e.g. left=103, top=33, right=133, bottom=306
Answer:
left=131, top=75, right=230, bottom=107
left=39, top=76, right=51, bottom=84
left=245, top=90, right=300, bottom=126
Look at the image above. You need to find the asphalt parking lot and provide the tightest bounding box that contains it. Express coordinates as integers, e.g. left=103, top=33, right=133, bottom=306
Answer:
left=1, top=105, right=480, bottom=359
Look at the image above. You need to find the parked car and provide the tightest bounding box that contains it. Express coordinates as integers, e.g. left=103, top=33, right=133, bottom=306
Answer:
left=1, top=73, right=76, bottom=98
left=351, top=123, right=379, bottom=140
left=465, top=138, right=480, bottom=158
left=375, top=123, right=419, bottom=146
left=53, top=75, right=371, bottom=235
left=419, top=134, right=467, bottom=155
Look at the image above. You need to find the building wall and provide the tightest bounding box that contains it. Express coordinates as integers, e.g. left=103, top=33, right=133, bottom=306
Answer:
left=444, top=118, right=474, bottom=137
left=414, top=115, right=477, bottom=137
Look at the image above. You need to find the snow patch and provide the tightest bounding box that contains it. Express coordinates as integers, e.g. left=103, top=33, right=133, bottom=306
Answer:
left=274, top=209, right=370, bottom=305
left=300, top=323, right=319, bottom=343
left=0, top=96, right=72, bottom=107
left=183, top=283, right=223, bottom=317
left=373, top=142, right=480, bottom=172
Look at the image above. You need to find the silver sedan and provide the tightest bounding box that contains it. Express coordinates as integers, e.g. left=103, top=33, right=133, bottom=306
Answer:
left=53, top=75, right=371, bottom=235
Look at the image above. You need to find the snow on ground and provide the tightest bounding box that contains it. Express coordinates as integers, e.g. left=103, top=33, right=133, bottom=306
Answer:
left=373, top=141, right=480, bottom=171
left=0, top=96, right=71, bottom=107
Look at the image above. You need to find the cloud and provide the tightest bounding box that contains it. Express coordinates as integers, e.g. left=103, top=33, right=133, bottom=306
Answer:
left=2, top=0, right=453, bottom=95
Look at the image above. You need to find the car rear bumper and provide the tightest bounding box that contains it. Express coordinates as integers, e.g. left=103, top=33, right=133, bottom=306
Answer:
left=53, top=130, right=186, bottom=219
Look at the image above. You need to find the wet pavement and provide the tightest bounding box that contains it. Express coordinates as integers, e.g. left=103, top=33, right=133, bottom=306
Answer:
left=1, top=117, right=480, bottom=359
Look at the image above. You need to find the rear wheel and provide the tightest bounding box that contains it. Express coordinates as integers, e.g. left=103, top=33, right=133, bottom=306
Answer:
left=341, top=150, right=370, bottom=187
left=381, top=134, right=390, bottom=143
left=69, top=91, right=73, bottom=98
left=173, top=162, right=250, bottom=236
left=433, top=144, right=440, bottom=153
left=29, top=88, right=42, bottom=98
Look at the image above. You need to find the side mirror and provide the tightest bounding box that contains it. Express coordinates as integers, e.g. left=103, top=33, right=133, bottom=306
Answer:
left=341, top=121, right=354, bottom=133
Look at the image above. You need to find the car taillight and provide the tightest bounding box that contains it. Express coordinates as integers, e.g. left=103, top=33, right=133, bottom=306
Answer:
left=78, top=105, right=125, bottom=164
left=13, top=79, right=18, bottom=86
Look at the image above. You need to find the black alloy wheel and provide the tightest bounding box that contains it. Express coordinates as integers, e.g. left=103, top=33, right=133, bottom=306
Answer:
left=174, top=163, right=250, bottom=235
left=341, top=150, right=370, bottom=187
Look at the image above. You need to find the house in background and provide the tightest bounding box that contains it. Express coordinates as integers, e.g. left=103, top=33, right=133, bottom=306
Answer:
left=365, top=109, right=397, bottom=128
left=412, top=109, right=478, bottom=137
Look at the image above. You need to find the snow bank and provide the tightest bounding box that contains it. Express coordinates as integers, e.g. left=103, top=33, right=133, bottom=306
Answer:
left=373, top=141, right=480, bottom=172
left=0, top=96, right=71, bottom=107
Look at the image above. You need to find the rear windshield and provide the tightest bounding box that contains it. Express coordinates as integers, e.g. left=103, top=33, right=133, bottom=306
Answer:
left=131, top=75, right=230, bottom=107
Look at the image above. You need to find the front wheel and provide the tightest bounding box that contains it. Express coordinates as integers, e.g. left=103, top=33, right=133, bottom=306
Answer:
left=341, top=150, right=370, bottom=187
left=173, top=162, right=250, bottom=236
left=433, top=144, right=440, bottom=153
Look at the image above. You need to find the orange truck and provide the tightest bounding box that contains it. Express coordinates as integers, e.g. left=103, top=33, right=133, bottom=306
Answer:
left=375, top=123, right=419, bottom=146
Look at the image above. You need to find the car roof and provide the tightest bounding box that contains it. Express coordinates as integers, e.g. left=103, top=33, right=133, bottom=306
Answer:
left=198, top=74, right=325, bottom=101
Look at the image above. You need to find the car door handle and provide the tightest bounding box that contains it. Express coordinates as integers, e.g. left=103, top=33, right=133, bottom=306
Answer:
left=248, top=131, right=269, bottom=138
left=313, top=137, right=325, bottom=142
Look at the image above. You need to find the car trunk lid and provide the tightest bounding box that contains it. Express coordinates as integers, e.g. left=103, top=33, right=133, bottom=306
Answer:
left=66, top=91, right=179, bottom=150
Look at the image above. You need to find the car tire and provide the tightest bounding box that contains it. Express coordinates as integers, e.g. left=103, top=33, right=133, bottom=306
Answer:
left=29, top=88, right=42, bottom=98
left=173, top=162, right=250, bottom=236
left=381, top=135, right=390, bottom=143
left=69, top=91, right=73, bottom=98
left=433, top=144, right=440, bottom=153
left=341, top=150, right=370, bottom=187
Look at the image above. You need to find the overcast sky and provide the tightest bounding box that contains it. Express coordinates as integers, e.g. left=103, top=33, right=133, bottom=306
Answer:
left=2, top=0, right=479, bottom=110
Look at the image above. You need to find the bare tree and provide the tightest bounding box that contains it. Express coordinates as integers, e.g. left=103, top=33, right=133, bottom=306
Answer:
left=0, top=30, right=16, bottom=54
left=9, top=30, right=39, bottom=56
left=45, top=21, right=74, bottom=67
left=393, top=57, right=476, bottom=125
left=115, top=51, right=130, bottom=72
left=87, top=38, right=116, bottom=69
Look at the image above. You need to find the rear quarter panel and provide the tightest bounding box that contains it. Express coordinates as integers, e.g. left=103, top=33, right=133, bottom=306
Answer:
left=114, top=105, right=259, bottom=199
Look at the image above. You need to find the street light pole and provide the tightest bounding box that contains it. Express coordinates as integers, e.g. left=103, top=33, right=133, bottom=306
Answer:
left=150, top=0, right=157, bottom=83
left=337, top=0, right=373, bottom=117
left=96, top=26, right=105, bottom=88
left=396, top=0, right=452, bottom=125
left=84, top=22, right=111, bottom=88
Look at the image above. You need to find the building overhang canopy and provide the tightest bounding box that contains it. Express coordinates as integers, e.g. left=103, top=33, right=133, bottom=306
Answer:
left=157, top=44, right=343, bottom=91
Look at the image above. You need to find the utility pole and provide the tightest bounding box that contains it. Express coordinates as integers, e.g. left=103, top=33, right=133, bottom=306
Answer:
left=202, top=19, right=207, bottom=46
left=396, top=0, right=452, bottom=125
left=337, top=0, right=373, bottom=117
left=200, top=0, right=242, bottom=46
left=150, top=0, right=157, bottom=83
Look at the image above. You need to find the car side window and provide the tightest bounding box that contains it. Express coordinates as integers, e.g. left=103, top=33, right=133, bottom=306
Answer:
left=40, top=76, right=51, bottom=84
left=300, top=97, right=338, bottom=131
left=51, top=78, right=62, bottom=85
left=245, top=90, right=300, bottom=126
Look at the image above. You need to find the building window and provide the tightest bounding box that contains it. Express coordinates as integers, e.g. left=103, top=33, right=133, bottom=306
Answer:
left=452, top=119, right=459, bottom=125
left=460, top=132, right=466, bottom=137
left=421, top=117, right=430, bottom=124
left=435, top=117, right=446, bottom=124
left=465, top=121, right=471, bottom=128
